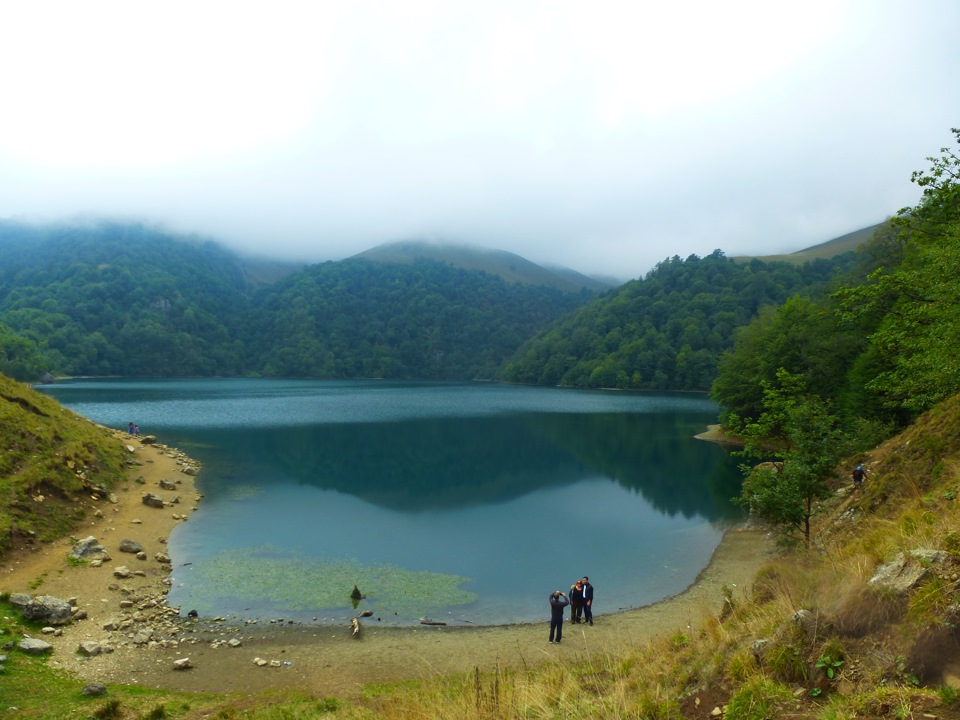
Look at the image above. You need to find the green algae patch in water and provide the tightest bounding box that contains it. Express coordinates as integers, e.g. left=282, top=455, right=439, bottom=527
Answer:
left=180, top=546, right=477, bottom=619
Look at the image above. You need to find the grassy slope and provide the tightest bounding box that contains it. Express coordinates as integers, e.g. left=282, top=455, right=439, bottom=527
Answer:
left=0, top=373, right=127, bottom=555
left=732, top=221, right=887, bottom=265
left=5, top=379, right=960, bottom=718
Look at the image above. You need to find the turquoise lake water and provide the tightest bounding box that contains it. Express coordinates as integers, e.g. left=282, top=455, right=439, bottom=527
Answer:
left=39, top=379, right=742, bottom=626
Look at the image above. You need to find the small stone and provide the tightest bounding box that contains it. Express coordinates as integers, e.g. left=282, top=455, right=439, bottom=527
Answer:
left=119, top=539, right=144, bottom=554
left=173, top=657, right=192, bottom=670
left=19, top=638, right=53, bottom=655
left=141, top=493, right=165, bottom=508
left=78, top=641, right=102, bottom=656
left=82, top=683, right=107, bottom=696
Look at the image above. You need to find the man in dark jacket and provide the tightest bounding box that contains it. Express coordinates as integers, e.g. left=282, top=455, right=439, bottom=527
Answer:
left=548, top=590, right=569, bottom=643
left=582, top=576, right=594, bottom=625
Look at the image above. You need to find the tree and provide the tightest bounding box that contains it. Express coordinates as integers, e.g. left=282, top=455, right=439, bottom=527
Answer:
left=733, top=369, right=846, bottom=544
left=0, top=323, right=46, bottom=381
left=834, top=129, right=960, bottom=414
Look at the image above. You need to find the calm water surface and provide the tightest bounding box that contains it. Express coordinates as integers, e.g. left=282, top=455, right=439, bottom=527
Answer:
left=40, top=379, right=742, bottom=626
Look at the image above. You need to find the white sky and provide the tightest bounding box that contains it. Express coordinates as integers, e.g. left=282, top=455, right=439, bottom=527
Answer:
left=1, top=0, right=958, bottom=279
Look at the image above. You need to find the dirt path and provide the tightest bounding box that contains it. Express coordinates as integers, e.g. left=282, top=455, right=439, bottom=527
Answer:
left=2, top=436, right=773, bottom=699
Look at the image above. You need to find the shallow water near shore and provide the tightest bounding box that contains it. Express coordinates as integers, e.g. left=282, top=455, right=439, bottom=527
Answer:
left=39, top=379, right=742, bottom=625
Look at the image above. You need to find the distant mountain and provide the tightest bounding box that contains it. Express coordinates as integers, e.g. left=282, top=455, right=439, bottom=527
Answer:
left=732, top=222, right=887, bottom=265
left=353, top=240, right=614, bottom=293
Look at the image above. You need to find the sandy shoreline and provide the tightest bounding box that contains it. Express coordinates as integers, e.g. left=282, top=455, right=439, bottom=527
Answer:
left=2, top=433, right=773, bottom=699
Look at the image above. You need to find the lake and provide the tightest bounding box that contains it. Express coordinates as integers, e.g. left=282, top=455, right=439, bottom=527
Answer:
left=38, top=379, right=742, bottom=626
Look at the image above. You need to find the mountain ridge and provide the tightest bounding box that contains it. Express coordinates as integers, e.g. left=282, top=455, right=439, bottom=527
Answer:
left=352, top=239, right=615, bottom=292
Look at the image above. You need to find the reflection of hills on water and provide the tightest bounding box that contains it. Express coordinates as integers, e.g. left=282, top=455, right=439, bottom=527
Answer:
left=533, top=413, right=744, bottom=521
left=207, top=411, right=741, bottom=519
left=222, top=417, right=590, bottom=510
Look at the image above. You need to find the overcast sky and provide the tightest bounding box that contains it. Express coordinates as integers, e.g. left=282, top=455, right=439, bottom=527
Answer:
left=2, top=1, right=958, bottom=279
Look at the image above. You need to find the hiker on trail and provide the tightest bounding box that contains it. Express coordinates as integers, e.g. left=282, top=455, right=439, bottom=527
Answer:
left=548, top=590, right=569, bottom=644
left=852, top=465, right=866, bottom=489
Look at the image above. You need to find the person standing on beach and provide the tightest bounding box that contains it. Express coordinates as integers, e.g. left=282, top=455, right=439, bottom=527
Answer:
left=569, top=579, right=584, bottom=623
left=548, top=590, right=569, bottom=643
left=582, top=576, right=594, bottom=625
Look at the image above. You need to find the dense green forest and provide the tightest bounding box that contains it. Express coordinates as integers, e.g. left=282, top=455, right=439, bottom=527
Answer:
left=500, top=249, right=859, bottom=390
left=244, top=258, right=588, bottom=379
left=1, top=216, right=869, bottom=390
left=0, top=222, right=254, bottom=377
left=0, top=222, right=591, bottom=381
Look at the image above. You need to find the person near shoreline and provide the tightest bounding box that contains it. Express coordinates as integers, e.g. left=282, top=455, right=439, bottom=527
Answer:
left=569, top=579, right=584, bottom=623
left=548, top=590, right=569, bottom=643
left=582, top=576, right=594, bottom=625
left=128, top=421, right=135, bottom=435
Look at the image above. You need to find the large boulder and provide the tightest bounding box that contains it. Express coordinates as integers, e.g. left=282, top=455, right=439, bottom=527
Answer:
left=868, top=549, right=949, bottom=595
left=69, top=536, right=109, bottom=561
left=21, top=595, right=73, bottom=626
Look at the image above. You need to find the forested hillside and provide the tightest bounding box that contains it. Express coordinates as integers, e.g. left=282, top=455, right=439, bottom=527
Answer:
left=244, top=258, right=588, bottom=379
left=501, top=249, right=858, bottom=390
left=0, top=221, right=254, bottom=377
left=0, top=222, right=592, bottom=381
left=0, top=218, right=870, bottom=388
